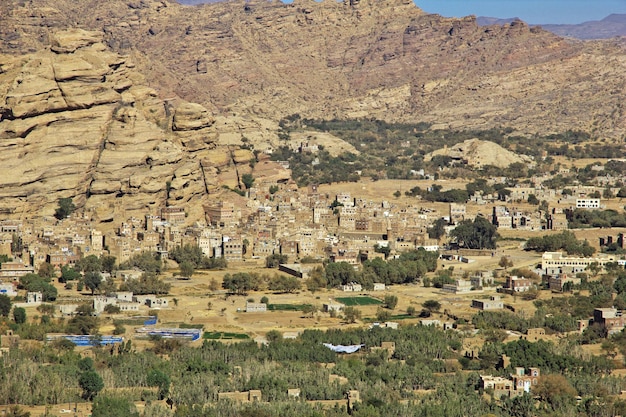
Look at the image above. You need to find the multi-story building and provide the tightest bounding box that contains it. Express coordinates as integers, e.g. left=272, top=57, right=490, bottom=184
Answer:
left=576, top=198, right=600, bottom=209
left=504, top=276, right=533, bottom=292
left=542, top=252, right=617, bottom=273
left=594, top=308, right=626, bottom=335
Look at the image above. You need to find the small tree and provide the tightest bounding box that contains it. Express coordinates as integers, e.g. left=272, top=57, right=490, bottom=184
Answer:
left=91, top=395, right=139, bottom=417
left=79, top=370, right=104, bottom=400
left=422, top=299, right=441, bottom=312
left=0, top=294, right=11, bottom=317
left=343, top=306, right=362, bottom=323
left=406, top=306, right=416, bottom=316
left=85, top=271, right=103, bottom=295
left=301, top=304, right=318, bottom=318
left=241, top=173, right=255, bottom=190
left=54, top=197, right=76, bottom=220
left=376, top=307, right=391, bottom=322
left=179, top=261, right=195, bottom=278
left=38, top=262, right=56, bottom=279
left=499, top=256, right=514, bottom=270
left=147, top=369, right=171, bottom=400
left=13, top=307, right=26, bottom=324
left=265, top=330, right=282, bottom=343
left=384, top=294, right=398, bottom=310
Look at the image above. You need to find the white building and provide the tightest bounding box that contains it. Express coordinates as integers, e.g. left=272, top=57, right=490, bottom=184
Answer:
left=576, top=198, right=600, bottom=209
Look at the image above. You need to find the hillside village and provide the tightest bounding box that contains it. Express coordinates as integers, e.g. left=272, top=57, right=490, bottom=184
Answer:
left=1, top=0, right=626, bottom=415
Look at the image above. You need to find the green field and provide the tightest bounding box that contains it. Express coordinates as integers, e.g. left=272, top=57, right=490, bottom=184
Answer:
left=335, top=296, right=383, bottom=306
left=203, top=332, right=250, bottom=340
left=267, top=304, right=311, bottom=311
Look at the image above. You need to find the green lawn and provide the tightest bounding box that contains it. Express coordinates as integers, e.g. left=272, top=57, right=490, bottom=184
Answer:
left=267, top=304, right=311, bottom=311
left=203, top=332, right=250, bottom=340
left=335, top=296, right=383, bottom=306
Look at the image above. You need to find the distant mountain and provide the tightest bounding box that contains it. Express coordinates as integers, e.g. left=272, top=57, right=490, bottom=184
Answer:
left=478, top=14, right=626, bottom=40
left=542, top=14, right=626, bottom=40
left=476, top=16, right=521, bottom=26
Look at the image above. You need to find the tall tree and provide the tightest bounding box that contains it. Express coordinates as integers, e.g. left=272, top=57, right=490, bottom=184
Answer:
left=54, top=197, right=76, bottom=220
left=451, top=215, right=498, bottom=249
left=13, top=307, right=26, bottom=324
left=84, top=272, right=103, bottom=295
left=0, top=294, right=11, bottom=317
left=79, top=371, right=104, bottom=400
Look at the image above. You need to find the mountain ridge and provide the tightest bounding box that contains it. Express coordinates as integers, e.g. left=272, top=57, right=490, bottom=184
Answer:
left=477, top=13, right=626, bottom=40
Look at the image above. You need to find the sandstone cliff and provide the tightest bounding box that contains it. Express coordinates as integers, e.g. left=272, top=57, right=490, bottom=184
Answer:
left=0, top=29, right=287, bottom=220
left=1, top=0, right=623, bottom=141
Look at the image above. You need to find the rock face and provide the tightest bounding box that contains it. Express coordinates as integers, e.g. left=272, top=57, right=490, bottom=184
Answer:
left=0, top=0, right=625, bottom=219
left=0, top=29, right=251, bottom=219
left=0, top=0, right=625, bottom=141
left=426, top=139, right=534, bottom=169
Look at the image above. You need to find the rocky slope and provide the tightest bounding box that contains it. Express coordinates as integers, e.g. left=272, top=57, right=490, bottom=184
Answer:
left=0, top=0, right=625, bottom=219
left=425, top=139, right=533, bottom=169
left=1, top=0, right=625, bottom=140
left=0, top=29, right=289, bottom=220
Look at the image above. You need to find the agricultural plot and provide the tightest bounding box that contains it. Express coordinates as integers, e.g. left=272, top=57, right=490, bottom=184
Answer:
left=267, top=304, right=311, bottom=311
left=203, top=332, right=250, bottom=340
left=335, top=296, right=383, bottom=306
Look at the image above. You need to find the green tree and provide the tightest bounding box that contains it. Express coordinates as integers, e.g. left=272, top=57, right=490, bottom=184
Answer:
left=266, top=254, right=288, bottom=268
left=91, top=396, right=139, bottom=417
left=4, top=406, right=30, bottom=417
left=376, top=307, right=391, bottom=322
left=499, top=256, right=513, bottom=269
left=119, top=272, right=170, bottom=295
left=13, top=306, right=26, bottom=324
left=147, top=369, right=171, bottom=400
left=0, top=294, right=11, bottom=316
left=265, top=330, right=282, bottom=343
left=428, top=218, right=448, bottom=239
left=527, top=194, right=540, bottom=205
left=451, top=215, right=498, bottom=249
left=241, top=173, right=255, bottom=190
left=100, top=255, right=117, bottom=273
left=54, top=197, right=76, bottom=220
left=77, top=255, right=102, bottom=273
left=384, top=294, right=398, bottom=310
left=301, top=304, right=318, bottom=318
left=79, top=370, right=104, bottom=400
left=325, top=262, right=357, bottom=287
left=422, top=299, right=441, bottom=312
left=343, top=306, right=362, bottom=323
left=84, top=271, right=103, bottom=295
left=59, top=265, right=81, bottom=283
left=268, top=275, right=301, bottom=293
left=179, top=261, right=195, bottom=278
left=222, top=272, right=258, bottom=295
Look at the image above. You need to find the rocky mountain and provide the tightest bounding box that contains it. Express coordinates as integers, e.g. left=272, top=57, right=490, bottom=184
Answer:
left=0, top=29, right=289, bottom=220
left=0, top=0, right=625, bottom=219
left=542, top=14, right=626, bottom=40
left=478, top=14, right=626, bottom=40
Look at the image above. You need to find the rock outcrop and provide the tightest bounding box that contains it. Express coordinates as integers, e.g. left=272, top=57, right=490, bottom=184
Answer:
left=0, top=29, right=261, bottom=220
left=1, top=0, right=624, bottom=141
left=425, top=139, right=534, bottom=169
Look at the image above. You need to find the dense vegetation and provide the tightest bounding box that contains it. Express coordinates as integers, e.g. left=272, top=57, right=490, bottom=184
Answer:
left=2, top=318, right=626, bottom=417
left=272, top=117, right=624, bottom=186
left=525, top=231, right=595, bottom=256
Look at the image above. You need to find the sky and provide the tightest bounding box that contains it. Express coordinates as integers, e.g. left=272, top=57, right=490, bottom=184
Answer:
left=414, top=0, right=626, bottom=25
